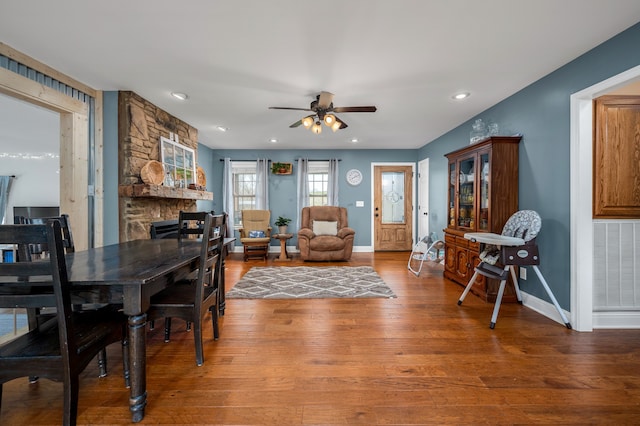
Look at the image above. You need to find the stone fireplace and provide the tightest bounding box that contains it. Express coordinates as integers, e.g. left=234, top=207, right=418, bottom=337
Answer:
left=117, top=91, right=212, bottom=242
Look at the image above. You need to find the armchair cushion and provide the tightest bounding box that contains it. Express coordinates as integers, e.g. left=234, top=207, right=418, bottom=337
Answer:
left=312, top=220, right=338, bottom=236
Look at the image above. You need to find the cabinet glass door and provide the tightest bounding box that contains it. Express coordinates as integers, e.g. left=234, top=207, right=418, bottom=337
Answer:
left=479, top=153, right=489, bottom=230
left=457, top=156, right=475, bottom=229
left=448, top=162, right=456, bottom=227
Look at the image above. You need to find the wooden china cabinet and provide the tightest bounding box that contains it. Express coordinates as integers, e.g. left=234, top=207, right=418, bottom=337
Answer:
left=443, top=136, right=521, bottom=302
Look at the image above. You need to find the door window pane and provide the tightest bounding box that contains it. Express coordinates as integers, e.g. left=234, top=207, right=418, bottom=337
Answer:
left=381, top=171, right=405, bottom=223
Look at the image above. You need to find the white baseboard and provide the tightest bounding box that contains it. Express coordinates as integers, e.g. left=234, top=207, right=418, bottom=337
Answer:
left=520, top=291, right=571, bottom=327
left=592, top=311, right=640, bottom=329
left=230, top=245, right=374, bottom=253
left=522, top=291, right=640, bottom=329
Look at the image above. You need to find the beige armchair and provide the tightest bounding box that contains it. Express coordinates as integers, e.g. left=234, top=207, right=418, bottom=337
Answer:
left=239, top=210, right=272, bottom=261
left=298, top=206, right=355, bottom=261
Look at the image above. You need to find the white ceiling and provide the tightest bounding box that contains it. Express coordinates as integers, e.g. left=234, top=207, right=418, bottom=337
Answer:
left=1, top=0, right=640, bottom=150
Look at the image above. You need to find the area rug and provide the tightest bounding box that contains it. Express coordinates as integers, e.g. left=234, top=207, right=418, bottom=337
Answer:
left=226, top=266, right=396, bottom=299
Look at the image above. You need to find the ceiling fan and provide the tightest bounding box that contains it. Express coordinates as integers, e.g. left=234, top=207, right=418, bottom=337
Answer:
left=269, top=91, right=377, bottom=134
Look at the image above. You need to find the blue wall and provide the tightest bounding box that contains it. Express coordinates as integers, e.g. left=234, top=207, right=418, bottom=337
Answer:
left=195, top=143, right=215, bottom=213
left=102, top=22, right=640, bottom=311
left=209, top=149, right=417, bottom=247
left=419, top=22, right=640, bottom=309
left=103, top=91, right=119, bottom=246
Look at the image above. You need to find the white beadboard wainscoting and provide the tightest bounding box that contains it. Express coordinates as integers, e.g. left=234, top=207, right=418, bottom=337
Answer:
left=593, top=220, right=640, bottom=328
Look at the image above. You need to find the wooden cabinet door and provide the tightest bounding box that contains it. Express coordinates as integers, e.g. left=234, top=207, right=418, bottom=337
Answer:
left=454, top=246, right=470, bottom=281
left=594, top=96, right=640, bottom=218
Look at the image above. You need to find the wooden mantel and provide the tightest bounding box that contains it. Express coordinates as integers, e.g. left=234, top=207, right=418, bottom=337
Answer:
left=119, top=184, right=213, bottom=201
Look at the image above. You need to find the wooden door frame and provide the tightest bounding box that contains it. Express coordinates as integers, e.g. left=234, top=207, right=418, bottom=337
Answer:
left=570, top=64, right=640, bottom=331
left=0, top=43, right=103, bottom=250
left=370, top=162, right=416, bottom=250
left=418, top=158, right=430, bottom=241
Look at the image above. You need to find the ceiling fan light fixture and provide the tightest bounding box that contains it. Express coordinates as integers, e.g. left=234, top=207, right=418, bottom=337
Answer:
left=324, top=114, right=336, bottom=126
left=311, top=121, right=322, bottom=134
left=302, top=116, right=314, bottom=128
left=331, top=120, right=342, bottom=132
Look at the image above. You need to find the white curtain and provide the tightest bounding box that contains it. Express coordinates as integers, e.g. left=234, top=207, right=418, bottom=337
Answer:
left=222, top=158, right=235, bottom=237
left=255, top=158, right=269, bottom=210
left=327, top=158, right=339, bottom=206
left=0, top=176, right=13, bottom=225
left=296, top=158, right=309, bottom=230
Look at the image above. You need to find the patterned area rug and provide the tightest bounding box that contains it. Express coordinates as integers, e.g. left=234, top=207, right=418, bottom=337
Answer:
left=226, top=266, right=396, bottom=299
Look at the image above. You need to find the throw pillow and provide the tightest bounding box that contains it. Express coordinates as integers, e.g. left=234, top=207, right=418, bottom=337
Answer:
left=248, top=230, right=265, bottom=238
left=313, top=220, right=338, bottom=236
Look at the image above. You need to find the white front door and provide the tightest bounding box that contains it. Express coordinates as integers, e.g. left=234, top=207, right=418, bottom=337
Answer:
left=418, top=158, right=429, bottom=241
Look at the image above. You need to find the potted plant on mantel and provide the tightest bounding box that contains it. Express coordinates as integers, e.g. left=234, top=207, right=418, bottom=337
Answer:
left=274, top=216, right=292, bottom=235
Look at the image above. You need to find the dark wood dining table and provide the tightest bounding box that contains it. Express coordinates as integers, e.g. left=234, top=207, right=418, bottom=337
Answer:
left=64, top=236, right=234, bottom=422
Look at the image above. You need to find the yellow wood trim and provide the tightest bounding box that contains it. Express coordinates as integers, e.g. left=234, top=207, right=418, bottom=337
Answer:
left=94, top=90, right=104, bottom=247
left=60, top=112, right=89, bottom=251
left=0, top=67, right=87, bottom=114
left=0, top=42, right=97, bottom=98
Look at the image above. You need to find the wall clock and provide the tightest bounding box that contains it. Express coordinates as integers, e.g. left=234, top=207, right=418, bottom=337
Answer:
left=346, top=169, right=363, bottom=186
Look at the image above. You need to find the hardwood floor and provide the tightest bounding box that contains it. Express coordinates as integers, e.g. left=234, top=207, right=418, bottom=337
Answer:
left=2, top=251, right=640, bottom=424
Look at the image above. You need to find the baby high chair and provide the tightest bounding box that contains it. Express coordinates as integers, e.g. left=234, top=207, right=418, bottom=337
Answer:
left=457, top=210, right=572, bottom=329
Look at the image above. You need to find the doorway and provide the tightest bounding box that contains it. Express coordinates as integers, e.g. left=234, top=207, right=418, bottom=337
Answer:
left=0, top=65, right=93, bottom=250
left=571, top=64, right=640, bottom=331
left=372, top=163, right=415, bottom=251
left=418, top=158, right=430, bottom=240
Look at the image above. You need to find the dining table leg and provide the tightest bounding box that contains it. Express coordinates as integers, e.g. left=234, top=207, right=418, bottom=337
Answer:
left=128, top=313, right=148, bottom=422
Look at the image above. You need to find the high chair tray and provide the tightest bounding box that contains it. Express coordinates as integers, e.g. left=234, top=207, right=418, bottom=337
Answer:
left=464, top=232, right=524, bottom=246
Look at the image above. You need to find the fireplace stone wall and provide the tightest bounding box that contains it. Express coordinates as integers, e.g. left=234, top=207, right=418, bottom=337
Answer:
left=118, top=91, right=201, bottom=242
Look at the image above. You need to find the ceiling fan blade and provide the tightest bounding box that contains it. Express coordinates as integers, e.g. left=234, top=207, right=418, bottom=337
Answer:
left=317, top=91, right=334, bottom=109
left=333, top=106, right=377, bottom=113
left=290, top=114, right=315, bottom=128
left=269, top=106, right=313, bottom=111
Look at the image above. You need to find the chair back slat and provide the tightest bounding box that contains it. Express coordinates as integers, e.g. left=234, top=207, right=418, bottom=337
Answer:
left=178, top=211, right=209, bottom=241
left=11, top=214, right=75, bottom=255
left=150, top=219, right=181, bottom=239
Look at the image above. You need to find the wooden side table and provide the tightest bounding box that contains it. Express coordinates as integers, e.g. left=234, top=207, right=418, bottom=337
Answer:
left=272, top=233, right=293, bottom=261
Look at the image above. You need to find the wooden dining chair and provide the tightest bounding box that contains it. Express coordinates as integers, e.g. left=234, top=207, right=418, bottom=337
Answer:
left=0, top=220, right=130, bottom=426
left=13, top=213, right=75, bottom=258
left=14, top=214, right=115, bottom=379
left=146, top=212, right=224, bottom=366
left=149, top=218, right=181, bottom=239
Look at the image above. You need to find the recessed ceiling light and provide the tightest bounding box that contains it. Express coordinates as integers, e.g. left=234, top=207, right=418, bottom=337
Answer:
left=350, top=138, right=359, bottom=143
left=269, top=138, right=278, bottom=143
left=452, top=92, right=470, bottom=100
left=216, top=126, right=228, bottom=132
left=170, top=92, right=188, bottom=101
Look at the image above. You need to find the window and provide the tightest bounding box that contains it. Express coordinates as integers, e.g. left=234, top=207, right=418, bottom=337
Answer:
left=231, top=161, right=257, bottom=226
left=160, top=137, right=196, bottom=188
left=308, top=161, right=329, bottom=206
